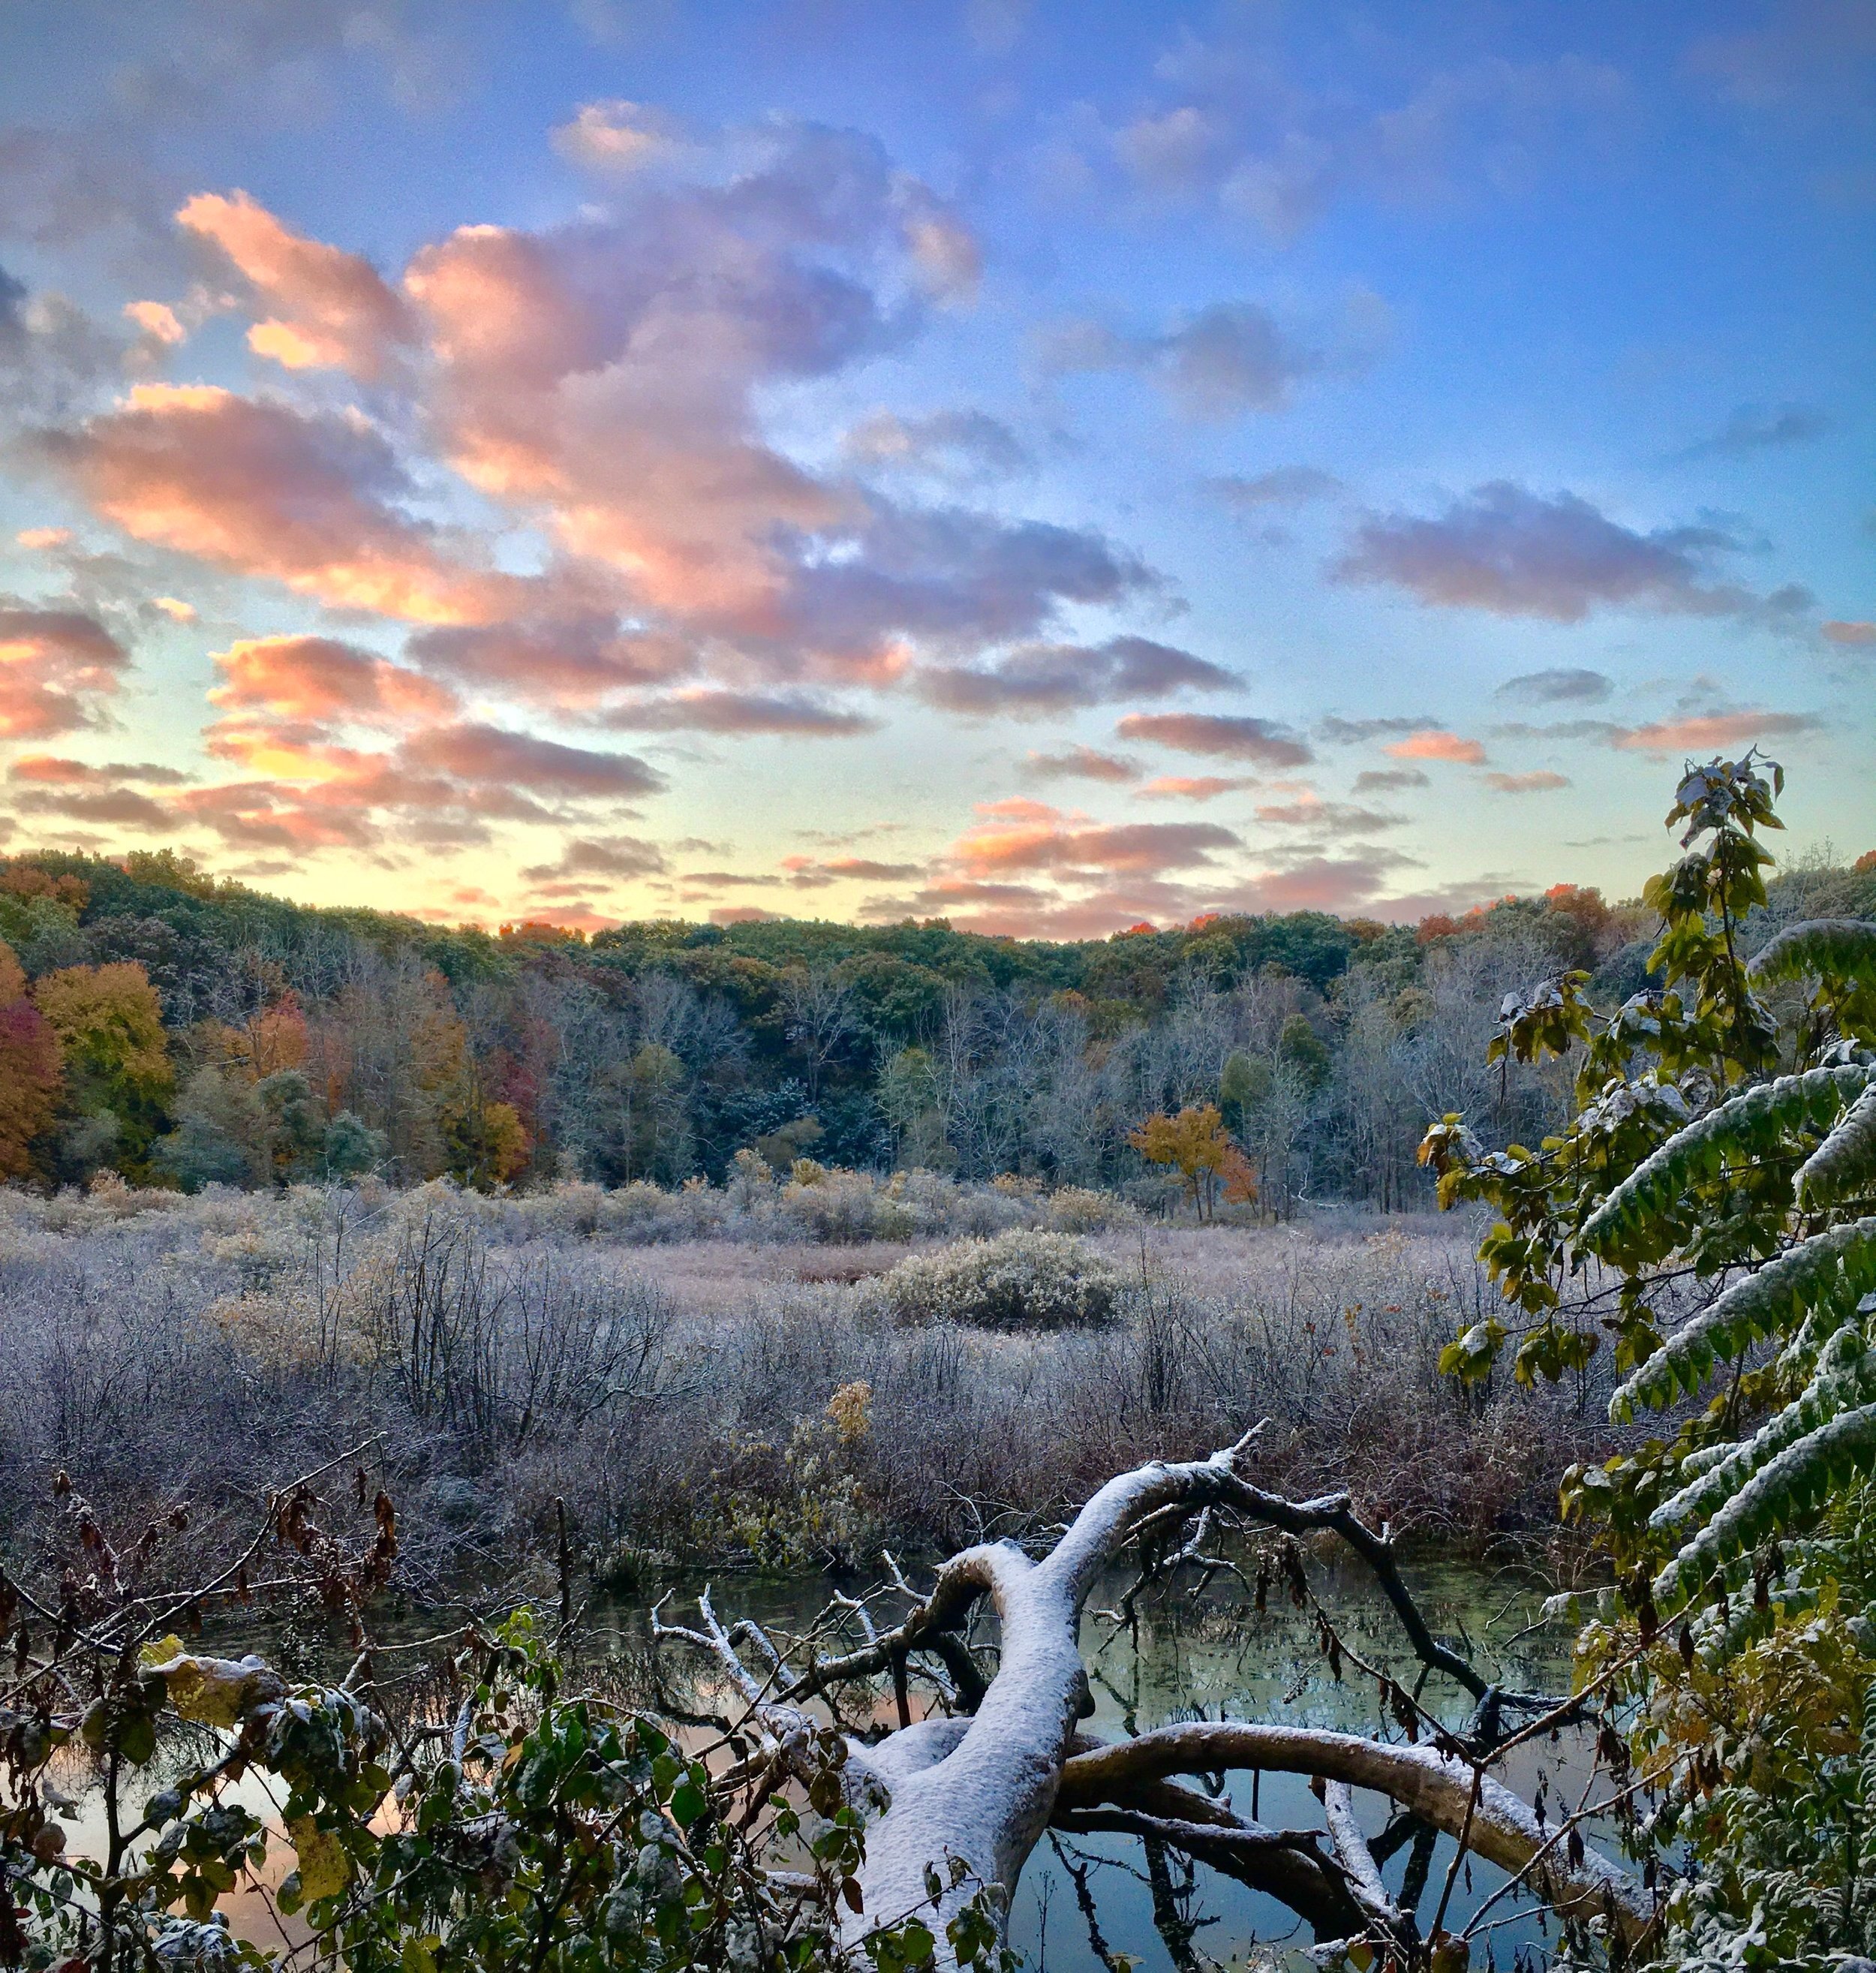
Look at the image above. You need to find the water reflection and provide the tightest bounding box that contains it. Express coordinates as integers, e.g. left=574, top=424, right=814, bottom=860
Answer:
left=613, top=1550, right=1586, bottom=1971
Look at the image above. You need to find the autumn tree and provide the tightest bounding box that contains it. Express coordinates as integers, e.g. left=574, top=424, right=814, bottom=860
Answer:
left=1130, top=1102, right=1240, bottom=1219
left=32, top=958, right=173, bottom=1178
left=0, top=940, right=61, bottom=1176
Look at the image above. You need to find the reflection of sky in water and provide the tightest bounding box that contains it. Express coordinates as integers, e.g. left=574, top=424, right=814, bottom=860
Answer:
left=636, top=1550, right=1591, bottom=1970
left=45, top=1550, right=1592, bottom=1968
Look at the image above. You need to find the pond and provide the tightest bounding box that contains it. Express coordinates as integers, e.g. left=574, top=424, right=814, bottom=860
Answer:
left=50, top=1546, right=1590, bottom=1970
left=607, top=1547, right=1589, bottom=1971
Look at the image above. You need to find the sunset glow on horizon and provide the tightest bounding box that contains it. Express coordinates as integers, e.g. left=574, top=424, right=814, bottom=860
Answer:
left=0, top=0, right=1870, bottom=937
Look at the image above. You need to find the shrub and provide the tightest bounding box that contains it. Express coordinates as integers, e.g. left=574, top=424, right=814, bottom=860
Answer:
left=870, top=1227, right=1123, bottom=1331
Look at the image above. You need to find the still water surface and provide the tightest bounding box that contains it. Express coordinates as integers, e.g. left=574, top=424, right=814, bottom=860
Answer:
left=621, top=1550, right=1584, bottom=1971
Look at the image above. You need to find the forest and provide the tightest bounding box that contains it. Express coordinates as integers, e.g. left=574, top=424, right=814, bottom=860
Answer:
left=0, top=833, right=1871, bottom=1214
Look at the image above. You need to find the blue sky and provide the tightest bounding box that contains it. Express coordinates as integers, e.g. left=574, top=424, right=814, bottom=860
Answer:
left=0, top=0, right=1869, bottom=934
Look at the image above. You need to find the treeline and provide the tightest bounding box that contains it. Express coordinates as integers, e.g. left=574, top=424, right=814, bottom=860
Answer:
left=0, top=842, right=1871, bottom=1205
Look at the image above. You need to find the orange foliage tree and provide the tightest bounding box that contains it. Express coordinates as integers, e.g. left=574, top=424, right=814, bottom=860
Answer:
left=0, top=941, right=62, bottom=1176
left=1129, top=1102, right=1254, bottom=1220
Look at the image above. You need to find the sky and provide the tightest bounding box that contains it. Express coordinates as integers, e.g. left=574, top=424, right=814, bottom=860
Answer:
left=0, top=0, right=1870, bottom=939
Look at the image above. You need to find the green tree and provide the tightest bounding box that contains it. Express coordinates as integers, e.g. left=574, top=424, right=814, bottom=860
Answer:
left=1276, top=1013, right=1330, bottom=1092
left=1423, top=753, right=1876, bottom=1966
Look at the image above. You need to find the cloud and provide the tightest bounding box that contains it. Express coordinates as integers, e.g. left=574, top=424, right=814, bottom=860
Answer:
left=209, top=634, right=457, bottom=724
left=400, top=128, right=1143, bottom=669
left=1610, top=711, right=1822, bottom=755
left=1135, top=774, right=1255, bottom=802
left=780, top=854, right=923, bottom=886
left=176, top=190, right=414, bottom=379
left=1482, top=770, right=1570, bottom=793
left=125, top=299, right=187, bottom=347
left=38, top=385, right=525, bottom=624
left=1114, top=106, right=1227, bottom=194
left=406, top=617, right=696, bottom=703
left=953, top=799, right=1237, bottom=877
left=1097, top=44, right=1629, bottom=244
left=1822, top=620, right=1874, bottom=647
left=1317, top=714, right=1438, bottom=744
left=9, top=754, right=187, bottom=786
left=1670, top=403, right=1832, bottom=462
left=0, top=603, right=131, bottom=737
left=1252, top=795, right=1405, bottom=833
left=843, top=408, right=1030, bottom=482
left=1353, top=767, right=1428, bottom=793
left=1025, top=744, right=1141, bottom=783
left=551, top=101, right=687, bottom=173
left=1116, top=711, right=1312, bottom=766
left=599, top=689, right=879, bottom=735
left=901, top=208, right=982, bottom=305
left=1208, top=466, right=1344, bottom=510
left=401, top=723, right=666, bottom=797
left=1037, top=302, right=1324, bottom=419
left=1496, top=666, right=1613, bottom=704
left=11, top=784, right=173, bottom=829
left=1384, top=729, right=1487, bottom=765
left=520, top=834, right=668, bottom=882
left=1686, top=4, right=1876, bottom=110
left=1334, top=483, right=1814, bottom=624
left=917, top=635, right=1235, bottom=716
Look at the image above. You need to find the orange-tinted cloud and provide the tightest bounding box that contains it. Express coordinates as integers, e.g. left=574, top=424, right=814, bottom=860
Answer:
left=1610, top=711, right=1820, bottom=754
left=1135, top=775, right=1255, bottom=801
left=177, top=190, right=414, bottom=379
left=400, top=130, right=1146, bottom=670
left=41, top=386, right=525, bottom=624
left=952, top=799, right=1237, bottom=877
left=210, top=635, right=458, bottom=724
left=1027, top=745, right=1141, bottom=783
left=0, top=604, right=130, bottom=737
left=1823, top=620, right=1875, bottom=647
left=10, top=753, right=185, bottom=785
left=1384, top=729, right=1486, bottom=764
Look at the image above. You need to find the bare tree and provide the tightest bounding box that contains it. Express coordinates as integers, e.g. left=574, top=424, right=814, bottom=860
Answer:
left=658, top=1432, right=1656, bottom=1967
left=780, top=967, right=859, bottom=1102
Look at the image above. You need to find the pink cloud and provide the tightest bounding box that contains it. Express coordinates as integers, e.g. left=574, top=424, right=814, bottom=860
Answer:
left=1135, top=775, right=1255, bottom=802
left=41, top=386, right=526, bottom=625
left=210, top=635, right=458, bottom=725
left=1823, top=620, right=1875, bottom=647
left=1384, top=729, right=1487, bottom=764
left=0, top=605, right=130, bottom=738
left=177, top=190, right=414, bottom=379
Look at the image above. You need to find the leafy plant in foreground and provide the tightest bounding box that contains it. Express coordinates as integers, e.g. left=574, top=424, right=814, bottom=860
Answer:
left=1421, top=752, right=1876, bottom=1968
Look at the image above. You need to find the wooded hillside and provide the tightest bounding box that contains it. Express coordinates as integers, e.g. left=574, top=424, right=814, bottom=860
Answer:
left=0, top=844, right=1870, bottom=1202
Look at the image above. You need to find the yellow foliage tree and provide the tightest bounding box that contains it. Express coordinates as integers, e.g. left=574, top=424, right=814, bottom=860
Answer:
left=33, top=959, right=173, bottom=1174
left=1129, top=1102, right=1238, bottom=1220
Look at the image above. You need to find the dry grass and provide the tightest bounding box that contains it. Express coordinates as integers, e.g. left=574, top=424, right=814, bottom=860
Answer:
left=0, top=1178, right=1610, bottom=1592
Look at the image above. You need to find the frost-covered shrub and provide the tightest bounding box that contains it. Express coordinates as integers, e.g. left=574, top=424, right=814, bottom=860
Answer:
left=1042, top=1186, right=1140, bottom=1234
left=870, top=1228, right=1123, bottom=1330
left=778, top=1164, right=885, bottom=1244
